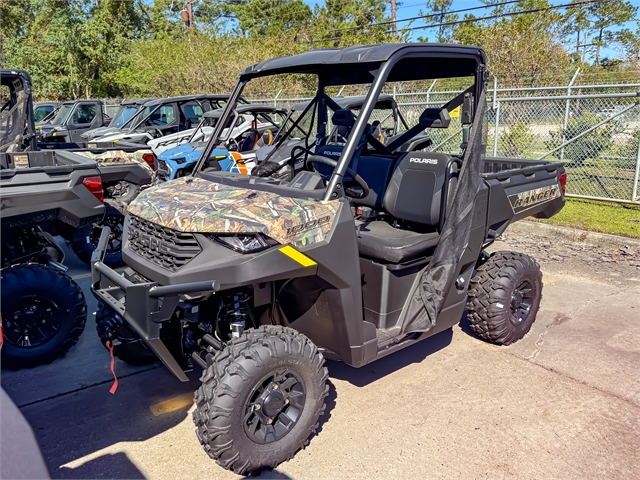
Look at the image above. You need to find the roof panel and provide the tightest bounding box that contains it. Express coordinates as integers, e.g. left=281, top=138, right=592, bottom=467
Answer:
left=240, top=43, right=486, bottom=85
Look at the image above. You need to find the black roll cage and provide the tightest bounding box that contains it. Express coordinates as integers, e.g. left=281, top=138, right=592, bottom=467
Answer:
left=194, top=45, right=486, bottom=201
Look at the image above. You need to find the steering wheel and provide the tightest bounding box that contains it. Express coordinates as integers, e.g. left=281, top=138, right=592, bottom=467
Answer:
left=306, top=155, right=370, bottom=199
left=290, top=145, right=315, bottom=170
left=226, top=138, right=240, bottom=152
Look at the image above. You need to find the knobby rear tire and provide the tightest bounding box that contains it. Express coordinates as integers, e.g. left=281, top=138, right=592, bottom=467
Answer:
left=466, top=251, right=543, bottom=345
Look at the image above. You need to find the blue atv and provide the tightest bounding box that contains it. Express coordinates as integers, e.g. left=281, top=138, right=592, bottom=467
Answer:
left=154, top=104, right=286, bottom=182
left=155, top=143, right=234, bottom=181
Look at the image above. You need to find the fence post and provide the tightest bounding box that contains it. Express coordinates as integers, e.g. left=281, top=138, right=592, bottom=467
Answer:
left=492, top=77, right=499, bottom=156
left=560, top=68, right=580, bottom=162
left=273, top=89, right=282, bottom=107
left=493, top=103, right=500, bottom=156
left=393, top=85, right=396, bottom=102
left=426, top=79, right=437, bottom=105
left=633, top=136, right=640, bottom=202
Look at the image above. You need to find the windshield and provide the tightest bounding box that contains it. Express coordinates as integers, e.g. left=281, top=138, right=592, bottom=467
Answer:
left=34, top=105, right=54, bottom=122
left=189, top=115, right=219, bottom=143
left=50, top=104, right=73, bottom=126
left=110, top=105, right=140, bottom=128
left=134, top=104, right=176, bottom=128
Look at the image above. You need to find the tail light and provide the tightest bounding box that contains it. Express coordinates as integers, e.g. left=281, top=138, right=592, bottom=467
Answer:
left=558, top=172, right=567, bottom=196
left=82, top=175, right=104, bottom=203
left=142, top=153, right=156, bottom=171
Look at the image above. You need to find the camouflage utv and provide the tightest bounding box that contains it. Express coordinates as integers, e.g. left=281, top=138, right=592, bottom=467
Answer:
left=91, top=44, right=566, bottom=474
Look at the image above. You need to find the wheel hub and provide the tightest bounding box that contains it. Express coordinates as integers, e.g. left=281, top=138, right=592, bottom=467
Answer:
left=509, top=280, right=535, bottom=325
left=243, top=368, right=306, bottom=444
left=91, top=214, right=123, bottom=254
left=260, top=388, right=287, bottom=417
left=510, top=291, right=523, bottom=310
left=4, top=297, right=60, bottom=347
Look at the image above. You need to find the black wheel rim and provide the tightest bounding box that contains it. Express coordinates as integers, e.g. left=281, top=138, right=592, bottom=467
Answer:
left=3, top=296, right=61, bottom=347
left=509, top=279, right=536, bottom=326
left=243, top=368, right=306, bottom=444
left=109, top=181, right=131, bottom=199
left=91, top=214, right=123, bottom=255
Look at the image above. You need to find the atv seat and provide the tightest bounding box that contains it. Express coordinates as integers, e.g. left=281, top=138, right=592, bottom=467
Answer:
left=240, top=129, right=260, bottom=152
left=356, top=152, right=456, bottom=264
left=356, top=221, right=439, bottom=263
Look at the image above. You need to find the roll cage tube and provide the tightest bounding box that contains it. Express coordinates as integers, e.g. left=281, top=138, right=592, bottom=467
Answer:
left=193, top=80, right=248, bottom=174
left=261, top=97, right=318, bottom=164
left=323, top=49, right=485, bottom=201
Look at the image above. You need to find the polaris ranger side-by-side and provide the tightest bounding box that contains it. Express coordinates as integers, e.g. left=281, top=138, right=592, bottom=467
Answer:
left=91, top=44, right=566, bottom=474
left=1, top=70, right=106, bottom=368
left=37, top=99, right=111, bottom=144
left=81, top=97, right=157, bottom=141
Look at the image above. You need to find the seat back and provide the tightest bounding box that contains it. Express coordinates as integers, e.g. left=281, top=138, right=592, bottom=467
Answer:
left=383, top=152, right=451, bottom=226
left=315, top=144, right=398, bottom=209
left=240, top=129, right=260, bottom=152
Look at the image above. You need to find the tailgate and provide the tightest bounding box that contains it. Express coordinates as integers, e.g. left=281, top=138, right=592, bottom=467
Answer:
left=482, top=157, right=566, bottom=238
left=0, top=151, right=105, bottom=228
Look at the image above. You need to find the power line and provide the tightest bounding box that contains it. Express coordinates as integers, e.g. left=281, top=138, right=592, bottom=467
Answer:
left=326, top=0, right=526, bottom=34
left=312, top=0, right=608, bottom=43
left=392, top=0, right=607, bottom=35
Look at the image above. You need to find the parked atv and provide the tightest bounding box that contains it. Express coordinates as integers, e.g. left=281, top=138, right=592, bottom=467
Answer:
left=81, top=98, right=156, bottom=141
left=154, top=103, right=286, bottom=181
left=1, top=70, right=105, bottom=368
left=90, top=95, right=232, bottom=146
left=91, top=44, right=567, bottom=474
left=37, top=100, right=111, bottom=144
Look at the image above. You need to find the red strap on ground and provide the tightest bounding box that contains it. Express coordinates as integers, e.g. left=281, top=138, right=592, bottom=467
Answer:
left=106, top=341, right=119, bottom=394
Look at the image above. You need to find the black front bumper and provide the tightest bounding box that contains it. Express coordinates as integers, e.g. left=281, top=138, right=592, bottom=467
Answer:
left=90, top=227, right=219, bottom=381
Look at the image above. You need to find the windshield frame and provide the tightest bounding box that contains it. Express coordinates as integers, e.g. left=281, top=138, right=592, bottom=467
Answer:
left=195, top=48, right=486, bottom=201
left=49, top=103, right=74, bottom=126
left=110, top=104, right=141, bottom=128
left=34, top=105, right=55, bottom=123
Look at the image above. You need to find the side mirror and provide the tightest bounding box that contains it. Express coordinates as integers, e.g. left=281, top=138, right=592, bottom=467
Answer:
left=419, top=108, right=451, bottom=129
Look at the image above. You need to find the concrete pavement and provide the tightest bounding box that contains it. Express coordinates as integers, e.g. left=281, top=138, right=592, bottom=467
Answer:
left=2, top=238, right=640, bottom=479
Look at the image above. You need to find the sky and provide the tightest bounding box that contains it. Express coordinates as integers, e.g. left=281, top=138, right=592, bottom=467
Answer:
left=305, top=0, right=640, bottom=60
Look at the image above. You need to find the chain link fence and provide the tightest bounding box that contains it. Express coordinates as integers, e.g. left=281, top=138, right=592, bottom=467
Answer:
left=101, top=71, right=640, bottom=203
left=249, top=73, right=640, bottom=204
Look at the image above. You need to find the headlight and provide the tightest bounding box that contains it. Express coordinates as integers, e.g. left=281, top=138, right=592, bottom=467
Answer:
left=207, top=233, right=278, bottom=253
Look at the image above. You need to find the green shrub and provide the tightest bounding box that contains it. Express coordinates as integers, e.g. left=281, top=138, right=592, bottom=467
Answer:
left=499, top=122, right=536, bottom=158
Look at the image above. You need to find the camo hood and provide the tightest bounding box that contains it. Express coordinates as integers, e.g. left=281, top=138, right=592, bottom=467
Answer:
left=77, top=149, right=155, bottom=178
left=127, top=176, right=340, bottom=248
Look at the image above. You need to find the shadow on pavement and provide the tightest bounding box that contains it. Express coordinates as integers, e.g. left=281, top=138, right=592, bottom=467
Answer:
left=58, top=452, right=146, bottom=479
left=21, top=367, right=201, bottom=478
left=326, top=327, right=454, bottom=387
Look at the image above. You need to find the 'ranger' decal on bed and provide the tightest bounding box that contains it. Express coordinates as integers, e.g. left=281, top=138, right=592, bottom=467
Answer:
left=508, top=184, right=560, bottom=214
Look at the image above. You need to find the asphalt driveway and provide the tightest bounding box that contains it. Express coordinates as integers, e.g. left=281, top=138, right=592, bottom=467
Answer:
left=2, top=224, right=639, bottom=479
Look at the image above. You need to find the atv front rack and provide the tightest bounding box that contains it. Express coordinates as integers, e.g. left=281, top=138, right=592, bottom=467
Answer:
left=91, top=226, right=219, bottom=381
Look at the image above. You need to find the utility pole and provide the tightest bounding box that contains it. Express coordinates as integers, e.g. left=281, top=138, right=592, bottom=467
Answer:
left=391, top=0, right=397, bottom=37
left=181, top=0, right=194, bottom=29
left=187, top=0, right=194, bottom=29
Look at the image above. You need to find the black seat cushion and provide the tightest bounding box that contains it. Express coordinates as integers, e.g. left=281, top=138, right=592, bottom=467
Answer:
left=356, top=220, right=439, bottom=263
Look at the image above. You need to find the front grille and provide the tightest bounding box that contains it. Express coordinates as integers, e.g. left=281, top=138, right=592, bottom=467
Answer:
left=127, top=216, right=201, bottom=271
left=156, top=159, right=169, bottom=181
